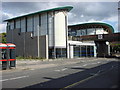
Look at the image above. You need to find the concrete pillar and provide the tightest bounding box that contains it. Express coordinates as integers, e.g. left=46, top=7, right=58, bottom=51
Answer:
left=67, top=43, right=70, bottom=58
left=94, top=45, right=97, bottom=57
left=69, top=45, right=73, bottom=58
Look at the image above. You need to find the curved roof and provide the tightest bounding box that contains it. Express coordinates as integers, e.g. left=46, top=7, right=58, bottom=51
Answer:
left=4, top=6, right=73, bottom=22
left=69, top=22, right=114, bottom=33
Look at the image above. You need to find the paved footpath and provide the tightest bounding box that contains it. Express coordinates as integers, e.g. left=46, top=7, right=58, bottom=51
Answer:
left=0, top=57, right=118, bottom=72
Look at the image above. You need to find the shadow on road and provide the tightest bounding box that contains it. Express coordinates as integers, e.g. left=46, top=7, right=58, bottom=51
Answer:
left=19, top=61, right=120, bottom=89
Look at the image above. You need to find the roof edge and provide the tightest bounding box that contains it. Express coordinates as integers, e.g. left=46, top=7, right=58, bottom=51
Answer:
left=4, top=6, right=73, bottom=22
left=68, top=22, right=114, bottom=33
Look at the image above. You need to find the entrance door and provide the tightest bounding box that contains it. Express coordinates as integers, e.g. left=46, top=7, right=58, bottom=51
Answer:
left=95, top=41, right=108, bottom=57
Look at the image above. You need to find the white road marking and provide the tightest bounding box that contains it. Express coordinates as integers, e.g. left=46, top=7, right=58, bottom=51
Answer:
left=0, top=75, right=29, bottom=82
left=54, top=70, right=61, bottom=72
left=61, top=68, right=68, bottom=71
left=90, top=70, right=101, bottom=76
left=83, top=64, right=87, bottom=66
left=30, top=69, right=35, bottom=70
left=97, top=62, right=101, bottom=64
left=90, top=63, right=97, bottom=65
left=54, top=68, right=68, bottom=72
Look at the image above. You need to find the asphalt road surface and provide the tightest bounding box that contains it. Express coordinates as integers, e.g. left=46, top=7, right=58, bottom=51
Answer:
left=1, top=58, right=120, bottom=89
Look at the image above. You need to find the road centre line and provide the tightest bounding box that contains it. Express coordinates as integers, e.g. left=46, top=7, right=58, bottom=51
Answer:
left=0, top=75, right=29, bottom=82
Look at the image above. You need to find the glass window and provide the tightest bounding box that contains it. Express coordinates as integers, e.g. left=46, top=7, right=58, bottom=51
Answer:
left=87, top=46, right=91, bottom=57
left=74, top=46, right=80, bottom=57
left=96, top=28, right=104, bottom=34
left=81, top=46, right=86, bottom=57
left=56, top=48, right=61, bottom=58
left=49, top=48, right=54, bottom=58
left=61, top=48, right=66, bottom=57
left=10, top=20, right=14, bottom=30
left=70, top=31, right=77, bottom=36
left=87, top=28, right=95, bottom=35
left=7, top=22, right=11, bottom=30
left=90, top=46, right=94, bottom=57
left=40, top=13, right=47, bottom=35
left=15, top=19, right=20, bottom=29
left=56, top=48, right=66, bottom=58
left=81, top=29, right=86, bottom=36
left=21, top=17, right=26, bottom=32
left=33, top=14, right=39, bottom=36
left=76, top=30, right=82, bottom=36
left=27, top=16, right=33, bottom=32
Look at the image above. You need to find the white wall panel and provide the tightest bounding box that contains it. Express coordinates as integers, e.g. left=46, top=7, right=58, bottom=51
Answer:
left=54, top=11, right=66, bottom=47
left=21, top=17, right=26, bottom=32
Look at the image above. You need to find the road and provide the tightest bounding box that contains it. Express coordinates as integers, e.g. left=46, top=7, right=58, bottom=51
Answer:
left=1, top=58, right=120, bottom=89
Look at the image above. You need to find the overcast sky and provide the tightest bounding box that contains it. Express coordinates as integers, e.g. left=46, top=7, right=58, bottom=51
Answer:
left=1, top=1, right=119, bottom=33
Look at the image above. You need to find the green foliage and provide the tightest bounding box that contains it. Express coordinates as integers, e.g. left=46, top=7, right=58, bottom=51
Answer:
left=0, top=33, right=6, bottom=43
left=113, top=45, right=120, bottom=52
left=16, top=56, right=45, bottom=60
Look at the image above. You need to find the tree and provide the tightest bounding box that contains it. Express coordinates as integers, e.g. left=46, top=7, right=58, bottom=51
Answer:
left=0, top=33, right=6, bottom=43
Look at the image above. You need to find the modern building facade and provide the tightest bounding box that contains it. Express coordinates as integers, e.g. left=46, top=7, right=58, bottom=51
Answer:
left=4, top=6, right=115, bottom=59
left=5, top=6, right=73, bottom=59
left=68, top=22, right=114, bottom=58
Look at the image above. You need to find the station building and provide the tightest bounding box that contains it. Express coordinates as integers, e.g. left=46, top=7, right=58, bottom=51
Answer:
left=68, top=23, right=114, bottom=58
left=4, top=6, right=115, bottom=59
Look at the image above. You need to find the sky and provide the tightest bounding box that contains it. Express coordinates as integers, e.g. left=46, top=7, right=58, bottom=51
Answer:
left=0, top=0, right=119, bottom=33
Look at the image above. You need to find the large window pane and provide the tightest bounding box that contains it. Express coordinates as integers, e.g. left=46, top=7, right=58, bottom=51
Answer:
left=76, top=30, right=82, bottom=36
left=21, top=17, right=26, bottom=32
left=87, top=46, right=91, bottom=57
left=27, top=16, right=33, bottom=32
left=74, top=46, right=80, bottom=57
left=81, top=29, right=86, bottom=36
left=10, top=20, right=14, bottom=30
left=40, top=13, right=47, bottom=35
left=33, top=14, right=39, bottom=36
left=96, top=28, right=104, bottom=34
left=81, top=46, right=86, bottom=57
left=15, top=19, right=20, bottom=29
left=87, top=28, right=95, bottom=35
left=90, top=46, right=94, bottom=57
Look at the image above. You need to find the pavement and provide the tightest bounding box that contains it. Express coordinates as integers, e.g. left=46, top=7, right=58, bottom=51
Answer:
left=0, top=57, right=113, bottom=72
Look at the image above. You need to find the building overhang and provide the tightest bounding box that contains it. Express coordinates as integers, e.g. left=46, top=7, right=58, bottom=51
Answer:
left=68, top=22, right=114, bottom=33
left=68, top=40, right=95, bottom=46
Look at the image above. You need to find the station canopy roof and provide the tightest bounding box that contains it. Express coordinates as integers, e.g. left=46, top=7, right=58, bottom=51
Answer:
left=68, top=22, right=114, bottom=33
